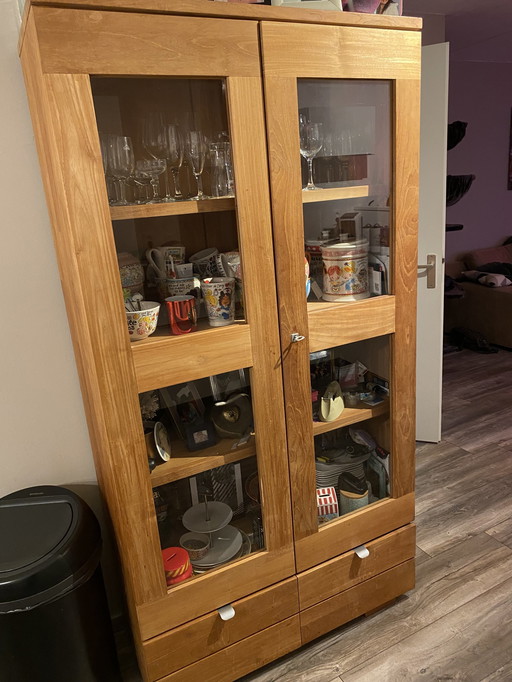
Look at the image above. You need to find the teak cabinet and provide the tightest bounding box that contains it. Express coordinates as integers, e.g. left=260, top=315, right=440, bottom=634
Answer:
left=19, top=2, right=421, bottom=680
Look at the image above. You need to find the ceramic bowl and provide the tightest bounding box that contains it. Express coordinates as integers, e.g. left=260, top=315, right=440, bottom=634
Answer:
left=179, top=532, right=210, bottom=561
left=125, top=301, right=160, bottom=342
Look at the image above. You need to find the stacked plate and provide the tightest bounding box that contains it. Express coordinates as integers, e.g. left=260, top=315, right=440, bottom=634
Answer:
left=315, top=460, right=366, bottom=489
left=191, top=528, right=251, bottom=574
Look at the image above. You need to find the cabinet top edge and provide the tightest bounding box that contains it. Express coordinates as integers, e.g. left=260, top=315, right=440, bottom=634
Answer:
left=23, top=0, right=422, bottom=33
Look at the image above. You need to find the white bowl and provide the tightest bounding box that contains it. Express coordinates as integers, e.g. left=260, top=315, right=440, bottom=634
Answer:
left=125, top=301, right=160, bottom=342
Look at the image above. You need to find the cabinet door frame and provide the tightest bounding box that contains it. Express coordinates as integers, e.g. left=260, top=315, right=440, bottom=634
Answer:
left=21, top=6, right=295, bottom=640
left=261, top=20, right=420, bottom=571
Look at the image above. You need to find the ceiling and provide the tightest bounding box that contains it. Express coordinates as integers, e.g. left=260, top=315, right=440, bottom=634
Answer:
left=404, top=0, right=512, bottom=63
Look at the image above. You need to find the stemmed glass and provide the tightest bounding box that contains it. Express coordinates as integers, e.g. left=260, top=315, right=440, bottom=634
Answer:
left=185, top=130, right=208, bottom=200
left=299, top=117, right=323, bottom=191
left=164, top=124, right=184, bottom=200
left=107, top=135, right=135, bottom=205
left=141, top=113, right=169, bottom=202
left=136, top=159, right=167, bottom=204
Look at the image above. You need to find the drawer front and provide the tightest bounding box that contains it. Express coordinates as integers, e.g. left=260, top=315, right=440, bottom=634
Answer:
left=144, top=577, right=299, bottom=679
left=301, top=558, right=415, bottom=644
left=157, top=614, right=301, bottom=682
left=295, top=493, right=415, bottom=572
left=298, top=524, right=415, bottom=610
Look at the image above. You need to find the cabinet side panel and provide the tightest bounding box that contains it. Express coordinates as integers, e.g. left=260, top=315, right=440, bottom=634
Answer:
left=391, top=76, right=421, bottom=497
left=20, top=16, right=165, bottom=611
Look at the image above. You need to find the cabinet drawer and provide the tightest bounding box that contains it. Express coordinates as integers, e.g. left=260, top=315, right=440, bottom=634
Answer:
left=298, top=524, right=415, bottom=610
left=143, top=577, right=299, bottom=679
left=157, top=614, right=301, bottom=682
left=301, top=558, right=415, bottom=644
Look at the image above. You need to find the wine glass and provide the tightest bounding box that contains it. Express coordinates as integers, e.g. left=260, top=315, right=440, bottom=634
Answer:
left=164, top=124, right=184, bottom=200
left=185, top=130, right=208, bottom=200
left=107, top=135, right=135, bottom=205
left=141, top=113, right=169, bottom=201
left=299, top=119, right=323, bottom=191
left=136, top=158, right=167, bottom=204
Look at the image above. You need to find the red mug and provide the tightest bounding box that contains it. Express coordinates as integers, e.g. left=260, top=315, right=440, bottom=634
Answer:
left=165, top=295, right=197, bottom=335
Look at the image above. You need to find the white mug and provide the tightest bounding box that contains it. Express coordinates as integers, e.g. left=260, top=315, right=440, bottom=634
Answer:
left=146, top=247, right=177, bottom=280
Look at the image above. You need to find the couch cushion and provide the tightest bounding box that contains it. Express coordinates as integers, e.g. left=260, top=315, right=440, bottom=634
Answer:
left=464, top=244, right=512, bottom=269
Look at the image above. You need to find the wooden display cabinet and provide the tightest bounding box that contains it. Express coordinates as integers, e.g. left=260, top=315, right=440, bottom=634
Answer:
left=19, top=1, right=421, bottom=680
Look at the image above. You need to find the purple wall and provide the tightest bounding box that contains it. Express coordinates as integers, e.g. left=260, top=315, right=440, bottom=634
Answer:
left=446, top=61, right=512, bottom=262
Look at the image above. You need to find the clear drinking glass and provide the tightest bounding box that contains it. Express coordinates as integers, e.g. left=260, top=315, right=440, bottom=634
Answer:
left=209, top=143, right=229, bottom=197
left=185, top=130, right=208, bottom=200
left=299, top=119, right=323, bottom=191
left=136, top=158, right=167, bottom=204
left=107, top=135, right=135, bottom=206
left=164, top=124, right=184, bottom=200
left=131, top=171, right=152, bottom=204
left=141, top=113, right=169, bottom=201
left=217, top=132, right=235, bottom=197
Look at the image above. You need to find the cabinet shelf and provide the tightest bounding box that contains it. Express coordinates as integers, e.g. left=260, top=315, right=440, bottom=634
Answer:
left=131, top=321, right=253, bottom=393
left=312, top=401, right=389, bottom=436
left=110, top=197, right=236, bottom=221
left=301, top=185, right=369, bottom=204
left=151, top=436, right=256, bottom=486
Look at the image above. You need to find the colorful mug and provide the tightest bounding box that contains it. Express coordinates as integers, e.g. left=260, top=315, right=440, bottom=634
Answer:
left=165, top=295, right=197, bottom=335
left=200, top=277, right=235, bottom=327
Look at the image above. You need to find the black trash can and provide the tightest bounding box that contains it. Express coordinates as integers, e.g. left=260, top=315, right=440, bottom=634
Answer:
left=0, top=485, right=121, bottom=682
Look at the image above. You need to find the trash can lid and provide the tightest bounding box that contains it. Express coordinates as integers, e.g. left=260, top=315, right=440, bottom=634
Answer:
left=0, top=486, right=102, bottom=612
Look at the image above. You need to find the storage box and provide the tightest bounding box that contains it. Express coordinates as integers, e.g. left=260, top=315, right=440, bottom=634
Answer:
left=316, top=487, right=339, bottom=523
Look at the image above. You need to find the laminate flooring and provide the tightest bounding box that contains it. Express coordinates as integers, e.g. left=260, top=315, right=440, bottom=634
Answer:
left=120, top=349, right=512, bottom=682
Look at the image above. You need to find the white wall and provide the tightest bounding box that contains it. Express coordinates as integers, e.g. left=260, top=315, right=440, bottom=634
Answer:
left=0, top=0, right=126, bottom=611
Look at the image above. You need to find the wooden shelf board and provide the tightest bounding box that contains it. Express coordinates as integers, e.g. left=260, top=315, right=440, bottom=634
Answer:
left=151, top=437, right=256, bottom=486
left=110, top=197, right=235, bottom=221
left=132, top=321, right=253, bottom=393
left=301, top=185, right=369, bottom=204
left=307, top=295, right=396, bottom=353
left=312, top=401, right=389, bottom=435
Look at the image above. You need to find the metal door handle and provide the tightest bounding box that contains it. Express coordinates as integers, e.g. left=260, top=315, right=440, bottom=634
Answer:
left=417, top=254, right=436, bottom=289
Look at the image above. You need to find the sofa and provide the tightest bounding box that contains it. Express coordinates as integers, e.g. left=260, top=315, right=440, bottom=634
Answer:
left=444, top=242, right=512, bottom=349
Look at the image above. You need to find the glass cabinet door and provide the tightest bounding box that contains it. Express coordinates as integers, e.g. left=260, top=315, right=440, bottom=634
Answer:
left=261, top=21, right=421, bottom=571
left=28, top=8, right=294, bottom=630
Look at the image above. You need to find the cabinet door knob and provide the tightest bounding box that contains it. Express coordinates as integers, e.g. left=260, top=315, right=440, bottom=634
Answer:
left=290, top=333, right=306, bottom=343
left=354, top=545, right=370, bottom=559
left=218, top=604, right=236, bottom=621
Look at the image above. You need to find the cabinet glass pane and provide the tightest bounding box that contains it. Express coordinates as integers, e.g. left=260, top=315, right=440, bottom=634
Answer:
left=91, top=77, right=245, bottom=337
left=310, top=337, right=391, bottom=526
left=298, top=79, right=392, bottom=303
left=139, top=368, right=264, bottom=584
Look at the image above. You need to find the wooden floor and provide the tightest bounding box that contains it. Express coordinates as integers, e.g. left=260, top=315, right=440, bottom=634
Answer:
left=121, top=349, right=512, bottom=682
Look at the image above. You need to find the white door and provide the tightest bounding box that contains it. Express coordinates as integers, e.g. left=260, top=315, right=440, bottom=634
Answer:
left=415, top=43, right=449, bottom=443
